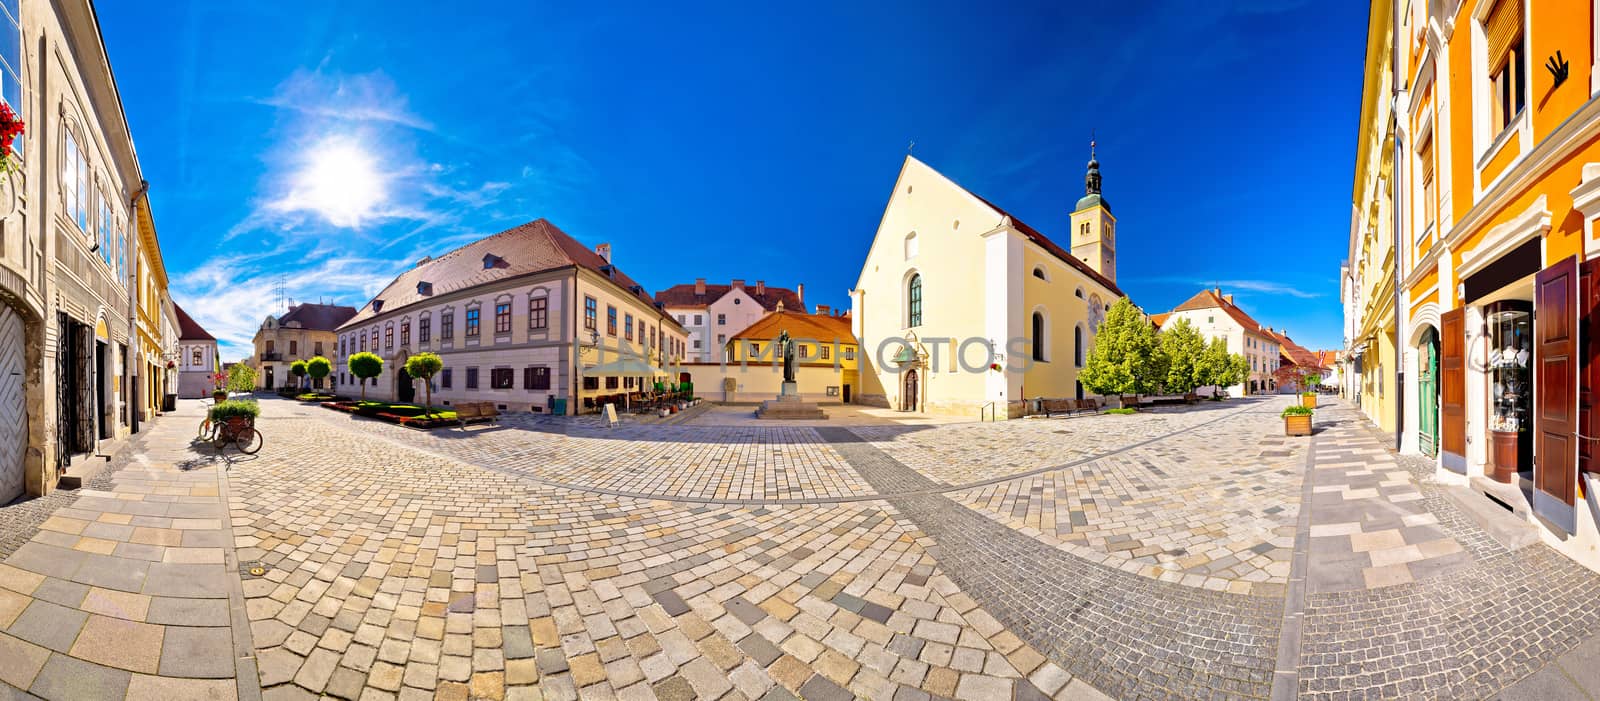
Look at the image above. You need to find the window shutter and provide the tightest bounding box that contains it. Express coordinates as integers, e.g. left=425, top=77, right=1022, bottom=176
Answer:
left=1484, top=0, right=1522, bottom=70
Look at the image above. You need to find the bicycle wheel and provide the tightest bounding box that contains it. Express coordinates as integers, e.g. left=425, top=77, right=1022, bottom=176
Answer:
left=197, top=418, right=213, bottom=441
left=233, top=428, right=263, bottom=454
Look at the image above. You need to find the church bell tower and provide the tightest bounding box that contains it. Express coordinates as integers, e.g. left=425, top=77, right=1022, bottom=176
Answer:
left=1070, top=140, right=1117, bottom=282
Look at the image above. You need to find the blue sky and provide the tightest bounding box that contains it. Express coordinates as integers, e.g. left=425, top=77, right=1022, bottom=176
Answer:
left=98, top=0, right=1364, bottom=360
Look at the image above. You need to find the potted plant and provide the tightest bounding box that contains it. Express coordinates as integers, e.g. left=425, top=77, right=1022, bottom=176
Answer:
left=210, top=371, right=228, bottom=403
left=1301, top=391, right=1317, bottom=409
left=209, top=399, right=261, bottom=436
left=1282, top=404, right=1313, bottom=436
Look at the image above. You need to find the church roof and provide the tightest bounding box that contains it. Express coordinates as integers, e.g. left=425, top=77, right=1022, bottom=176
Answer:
left=732, top=310, right=855, bottom=343
left=962, top=189, right=1125, bottom=298
left=1074, top=193, right=1110, bottom=212
left=654, top=283, right=802, bottom=312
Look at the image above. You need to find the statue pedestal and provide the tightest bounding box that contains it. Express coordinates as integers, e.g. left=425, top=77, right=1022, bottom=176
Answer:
left=757, top=386, right=826, bottom=420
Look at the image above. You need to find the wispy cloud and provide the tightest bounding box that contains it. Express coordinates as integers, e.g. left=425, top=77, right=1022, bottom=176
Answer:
left=256, top=69, right=433, bottom=131
left=1128, top=276, right=1324, bottom=299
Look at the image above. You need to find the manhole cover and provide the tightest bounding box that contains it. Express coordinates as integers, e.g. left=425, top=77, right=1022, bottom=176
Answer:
left=242, top=561, right=269, bottom=578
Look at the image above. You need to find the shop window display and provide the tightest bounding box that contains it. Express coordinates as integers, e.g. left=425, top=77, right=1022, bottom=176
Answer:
left=1486, top=300, right=1532, bottom=481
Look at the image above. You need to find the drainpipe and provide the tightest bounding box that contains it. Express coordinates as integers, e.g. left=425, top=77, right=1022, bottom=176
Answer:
left=1390, top=0, right=1406, bottom=453
left=126, top=180, right=149, bottom=435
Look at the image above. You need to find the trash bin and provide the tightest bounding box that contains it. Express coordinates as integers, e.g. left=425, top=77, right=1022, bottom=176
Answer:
left=551, top=397, right=567, bottom=416
left=162, top=393, right=178, bottom=412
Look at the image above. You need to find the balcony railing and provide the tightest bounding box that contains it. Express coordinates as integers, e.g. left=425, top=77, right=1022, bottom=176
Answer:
left=260, top=352, right=283, bottom=362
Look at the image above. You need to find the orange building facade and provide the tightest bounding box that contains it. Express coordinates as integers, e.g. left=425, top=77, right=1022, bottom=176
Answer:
left=1394, top=0, right=1600, bottom=567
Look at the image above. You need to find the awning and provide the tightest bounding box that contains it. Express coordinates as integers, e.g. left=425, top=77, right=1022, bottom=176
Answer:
left=583, top=358, right=669, bottom=377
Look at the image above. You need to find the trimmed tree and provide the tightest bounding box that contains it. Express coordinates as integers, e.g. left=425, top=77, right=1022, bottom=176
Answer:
left=1080, top=297, right=1168, bottom=398
left=1158, top=317, right=1205, bottom=394
left=306, top=356, right=332, bottom=393
left=289, top=360, right=308, bottom=391
left=404, top=352, right=444, bottom=418
left=348, top=352, right=384, bottom=402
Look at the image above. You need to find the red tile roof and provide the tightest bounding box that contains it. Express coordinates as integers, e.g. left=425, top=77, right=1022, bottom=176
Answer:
left=654, top=283, right=803, bottom=312
left=342, top=219, right=679, bottom=330
left=1170, top=289, right=1271, bottom=336
left=277, top=303, right=358, bottom=332
left=1149, top=312, right=1171, bottom=328
left=732, top=311, right=855, bottom=343
left=174, top=304, right=214, bottom=341
left=1260, top=327, right=1327, bottom=372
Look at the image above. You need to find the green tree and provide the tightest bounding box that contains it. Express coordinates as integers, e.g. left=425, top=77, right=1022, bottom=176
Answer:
left=225, top=363, right=257, bottom=395
left=306, top=356, right=332, bottom=391
left=1195, top=337, right=1251, bottom=398
left=347, top=352, right=384, bottom=402
left=1080, top=297, right=1168, bottom=397
left=1158, top=317, right=1205, bottom=394
left=289, top=360, right=308, bottom=390
left=404, top=352, right=444, bottom=418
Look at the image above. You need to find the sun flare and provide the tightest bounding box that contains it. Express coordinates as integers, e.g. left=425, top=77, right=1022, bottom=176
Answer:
left=276, top=138, right=389, bottom=228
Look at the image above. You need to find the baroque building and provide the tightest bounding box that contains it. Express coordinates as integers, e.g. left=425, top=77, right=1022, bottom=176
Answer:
left=850, top=151, right=1124, bottom=418
left=250, top=302, right=357, bottom=391
left=654, top=279, right=804, bottom=363
left=335, top=219, right=688, bottom=414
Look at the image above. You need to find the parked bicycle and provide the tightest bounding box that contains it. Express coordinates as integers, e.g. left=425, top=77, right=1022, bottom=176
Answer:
left=201, top=396, right=263, bottom=455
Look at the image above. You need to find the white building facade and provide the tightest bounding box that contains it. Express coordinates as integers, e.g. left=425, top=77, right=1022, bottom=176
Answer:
left=656, top=279, right=803, bottom=363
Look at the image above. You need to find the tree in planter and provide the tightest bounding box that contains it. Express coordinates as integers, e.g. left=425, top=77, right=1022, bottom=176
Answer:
left=290, top=360, right=308, bottom=391
left=1158, top=317, right=1205, bottom=394
left=1080, top=297, right=1168, bottom=399
left=306, top=356, right=332, bottom=394
left=348, top=352, right=384, bottom=402
left=404, top=352, right=443, bottom=418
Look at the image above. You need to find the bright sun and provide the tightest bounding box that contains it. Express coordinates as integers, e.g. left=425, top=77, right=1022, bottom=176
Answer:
left=276, top=138, right=389, bottom=228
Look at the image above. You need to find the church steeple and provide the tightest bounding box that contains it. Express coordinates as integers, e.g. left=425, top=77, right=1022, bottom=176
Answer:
left=1070, top=137, right=1117, bottom=282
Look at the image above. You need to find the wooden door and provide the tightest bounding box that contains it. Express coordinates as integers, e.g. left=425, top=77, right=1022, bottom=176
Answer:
left=1440, top=308, right=1466, bottom=466
left=0, top=306, right=25, bottom=504
left=1535, top=256, right=1578, bottom=533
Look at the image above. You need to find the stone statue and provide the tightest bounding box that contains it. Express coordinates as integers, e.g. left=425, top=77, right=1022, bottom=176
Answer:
left=780, top=330, right=796, bottom=383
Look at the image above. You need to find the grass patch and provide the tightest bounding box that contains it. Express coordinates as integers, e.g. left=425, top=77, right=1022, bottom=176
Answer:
left=1105, top=407, right=1137, bottom=415
left=296, top=392, right=337, bottom=402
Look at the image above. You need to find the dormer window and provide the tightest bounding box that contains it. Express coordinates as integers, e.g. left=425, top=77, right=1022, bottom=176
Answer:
left=372, top=300, right=384, bottom=313
left=599, top=264, right=616, bottom=278
left=417, top=281, right=433, bottom=296
left=483, top=253, right=506, bottom=269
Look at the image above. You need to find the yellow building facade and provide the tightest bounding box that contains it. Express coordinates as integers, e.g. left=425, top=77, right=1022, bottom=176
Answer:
left=850, top=154, right=1123, bottom=419
left=690, top=310, right=860, bottom=404
left=1348, top=0, right=1400, bottom=438
left=1390, top=0, right=1600, bottom=566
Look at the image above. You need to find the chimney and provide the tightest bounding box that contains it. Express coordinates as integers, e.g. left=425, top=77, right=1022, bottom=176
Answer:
left=595, top=243, right=612, bottom=264
left=732, top=279, right=745, bottom=290
left=1224, top=294, right=1234, bottom=305
left=796, top=283, right=804, bottom=305
left=694, top=278, right=706, bottom=295
left=755, top=280, right=765, bottom=296
left=416, top=256, right=432, bottom=267
left=1213, top=287, right=1222, bottom=296
left=816, top=304, right=831, bottom=316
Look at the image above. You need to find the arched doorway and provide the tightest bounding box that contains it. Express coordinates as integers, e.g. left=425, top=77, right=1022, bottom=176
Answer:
left=397, top=367, right=416, bottom=404
left=901, top=369, right=919, bottom=412
left=1418, top=327, right=1440, bottom=457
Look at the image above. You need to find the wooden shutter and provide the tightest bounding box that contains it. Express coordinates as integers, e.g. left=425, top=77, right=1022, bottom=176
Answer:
left=1581, top=258, right=1599, bottom=477
left=1484, top=0, right=1522, bottom=70
left=1535, top=256, right=1578, bottom=533
left=1440, top=308, right=1466, bottom=459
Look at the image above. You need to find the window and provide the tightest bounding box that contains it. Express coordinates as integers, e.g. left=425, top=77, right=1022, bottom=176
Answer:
left=359, top=335, right=366, bottom=352
left=1075, top=288, right=1084, bottom=299
left=525, top=366, right=550, bottom=390
left=192, top=349, right=202, bottom=365
left=906, top=274, right=923, bottom=327
left=677, top=314, right=686, bottom=323
left=582, top=376, right=598, bottom=390
left=466, top=367, right=479, bottom=389
left=717, top=334, right=726, bottom=345
left=339, top=338, right=345, bottom=356
left=491, top=368, right=514, bottom=389
left=465, top=308, right=480, bottom=337
left=748, top=342, right=760, bottom=356
left=821, top=345, right=830, bottom=360
left=584, top=296, right=597, bottom=330
left=638, top=320, right=646, bottom=342
left=441, top=368, right=452, bottom=389
left=529, top=297, right=547, bottom=329
left=605, top=376, right=618, bottom=390
left=717, top=314, right=726, bottom=325
left=420, top=317, right=431, bottom=343
left=65, top=132, right=88, bottom=232
left=1074, top=326, right=1084, bottom=367
left=904, top=232, right=918, bottom=259
left=494, top=303, right=511, bottom=334
left=385, top=326, right=393, bottom=350
left=1031, top=312, right=1046, bottom=361
left=1485, top=0, right=1525, bottom=135
left=97, top=188, right=110, bottom=265
left=650, top=328, right=657, bottom=347
left=401, top=323, right=410, bottom=346
left=625, top=313, right=634, bottom=341
left=1032, top=266, right=1048, bottom=281
left=0, top=0, right=20, bottom=139
left=693, top=314, right=703, bottom=325
left=290, top=340, right=298, bottom=356
left=799, top=345, right=809, bottom=359
left=441, top=312, right=454, bottom=340
left=314, top=342, right=323, bottom=357
left=607, top=306, right=617, bottom=336
left=692, top=339, right=702, bottom=349
left=1420, top=134, right=1436, bottom=233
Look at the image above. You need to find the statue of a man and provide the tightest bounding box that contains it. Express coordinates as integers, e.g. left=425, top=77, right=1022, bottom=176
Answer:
left=780, top=330, right=796, bottom=383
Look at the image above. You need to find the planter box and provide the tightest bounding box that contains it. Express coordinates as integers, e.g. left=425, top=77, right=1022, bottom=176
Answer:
left=1301, top=394, right=1318, bottom=409
left=1284, top=414, right=1312, bottom=436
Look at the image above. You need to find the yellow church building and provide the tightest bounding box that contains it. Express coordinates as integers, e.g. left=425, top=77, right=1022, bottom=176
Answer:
left=850, top=150, right=1124, bottom=419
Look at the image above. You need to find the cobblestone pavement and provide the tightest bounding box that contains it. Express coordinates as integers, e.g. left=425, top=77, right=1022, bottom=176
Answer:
left=0, top=400, right=253, bottom=701
left=10, top=394, right=1600, bottom=699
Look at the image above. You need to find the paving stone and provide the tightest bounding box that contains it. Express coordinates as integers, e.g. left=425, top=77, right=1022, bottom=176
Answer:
left=27, top=653, right=132, bottom=700
left=7, top=600, right=88, bottom=653
left=158, top=625, right=235, bottom=678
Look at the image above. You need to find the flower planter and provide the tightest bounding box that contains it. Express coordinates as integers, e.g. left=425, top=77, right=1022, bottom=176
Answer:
left=1284, top=414, right=1312, bottom=436
left=1301, top=393, right=1318, bottom=409
left=212, top=391, right=227, bottom=402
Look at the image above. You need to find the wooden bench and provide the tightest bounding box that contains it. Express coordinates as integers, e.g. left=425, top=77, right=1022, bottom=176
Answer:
left=455, top=402, right=500, bottom=429
left=1037, top=398, right=1100, bottom=417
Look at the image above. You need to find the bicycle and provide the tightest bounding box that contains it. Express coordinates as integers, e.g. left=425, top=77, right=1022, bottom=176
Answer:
left=198, top=398, right=217, bottom=441
left=213, top=417, right=263, bottom=455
